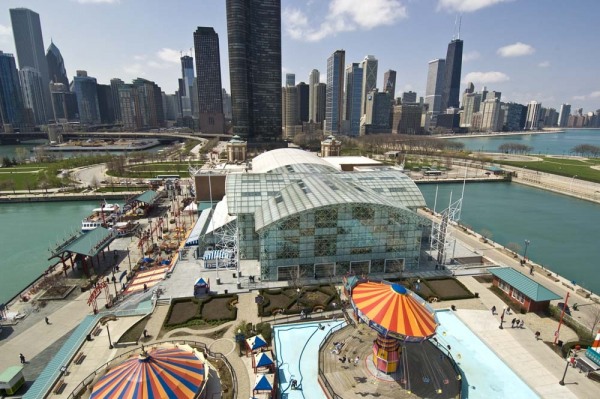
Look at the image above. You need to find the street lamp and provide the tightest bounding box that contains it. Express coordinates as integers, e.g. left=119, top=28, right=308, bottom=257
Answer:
left=296, top=288, right=301, bottom=309
left=559, top=351, right=576, bottom=385
left=523, top=239, right=531, bottom=262
left=498, top=306, right=506, bottom=329
left=569, top=175, right=577, bottom=192
left=100, top=315, right=117, bottom=349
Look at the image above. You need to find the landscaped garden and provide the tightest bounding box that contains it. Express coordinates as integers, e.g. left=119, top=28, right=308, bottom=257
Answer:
left=257, top=285, right=338, bottom=316
left=163, top=294, right=238, bottom=330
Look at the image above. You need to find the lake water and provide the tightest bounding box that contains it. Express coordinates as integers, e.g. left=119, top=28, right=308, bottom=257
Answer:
left=419, top=182, right=600, bottom=295
left=449, top=129, right=600, bottom=154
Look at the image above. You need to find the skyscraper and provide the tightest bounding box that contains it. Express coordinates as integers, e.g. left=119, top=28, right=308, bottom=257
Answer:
left=401, top=91, right=417, bottom=104
left=227, top=0, right=282, bottom=144
left=194, top=27, right=225, bottom=133
left=180, top=55, right=195, bottom=118
left=364, top=89, right=392, bottom=134
left=460, top=92, right=481, bottom=128
left=96, top=84, right=115, bottom=124
left=0, top=51, right=25, bottom=129
left=296, top=82, right=309, bottom=123
left=440, top=38, right=463, bottom=111
left=481, top=98, right=502, bottom=132
left=558, top=103, right=571, bottom=127
left=344, top=62, right=363, bottom=136
left=110, top=78, right=124, bottom=123
left=19, top=67, right=46, bottom=125
left=325, top=50, right=345, bottom=134
left=72, top=70, right=100, bottom=125
left=360, top=55, right=378, bottom=115
left=10, top=8, right=51, bottom=122
left=282, top=85, right=298, bottom=139
left=49, top=82, right=77, bottom=122
left=525, top=101, right=542, bottom=130
left=46, top=41, right=69, bottom=87
left=308, top=69, right=320, bottom=122
left=132, top=78, right=165, bottom=129
left=424, top=59, right=446, bottom=115
left=315, top=83, right=327, bottom=125
left=285, top=73, right=295, bottom=87
left=383, top=69, right=396, bottom=99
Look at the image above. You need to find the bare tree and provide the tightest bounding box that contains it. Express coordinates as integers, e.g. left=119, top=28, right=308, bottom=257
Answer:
left=506, top=242, right=522, bottom=257
left=480, top=228, right=493, bottom=243
left=588, top=304, right=600, bottom=337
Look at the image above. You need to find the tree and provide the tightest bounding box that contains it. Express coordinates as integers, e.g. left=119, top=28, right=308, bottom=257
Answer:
left=588, top=304, right=600, bottom=336
left=506, top=242, right=522, bottom=257
left=15, top=147, right=29, bottom=163
left=480, top=228, right=493, bottom=243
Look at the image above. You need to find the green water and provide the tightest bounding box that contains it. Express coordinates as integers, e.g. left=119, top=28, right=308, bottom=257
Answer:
left=0, top=201, right=98, bottom=305
left=419, top=182, right=600, bottom=295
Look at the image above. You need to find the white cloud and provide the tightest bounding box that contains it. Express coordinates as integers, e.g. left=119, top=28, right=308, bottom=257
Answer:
left=570, top=91, right=600, bottom=101
left=76, top=0, right=120, bottom=4
left=463, top=71, right=509, bottom=84
left=538, top=61, right=550, bottom=68
left=497, top=42, right=535, bottom=57
left=463, top=51, right=480, bottom=62
left=589, top=91, right=600, bottom=98
left=0, top=24, right=11, bottom=36
left=156, top=48, right=181, bottom=64
left=437, top=0, right=510, bottom=13
left=133, top=54, right=146, bottom=61
left=283, top=0, right=407, bottom=42
left=123, top=63, right=145, bottom=77
left=572, top=95, right=586, bottom=101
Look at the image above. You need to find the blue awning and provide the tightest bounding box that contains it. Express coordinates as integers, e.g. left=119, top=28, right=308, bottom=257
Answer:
left=194, top=278, right=208, bottom=287
left=254, top=374, right=274, bottom=391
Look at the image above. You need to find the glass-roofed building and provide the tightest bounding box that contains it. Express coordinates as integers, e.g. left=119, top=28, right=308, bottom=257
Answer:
left=197, top=148, right=427, bottom=281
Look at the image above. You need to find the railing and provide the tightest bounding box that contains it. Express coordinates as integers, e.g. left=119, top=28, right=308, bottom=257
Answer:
left=317, top=322, right=348, bottom=399
left=66, top=339, right=237, bottom=399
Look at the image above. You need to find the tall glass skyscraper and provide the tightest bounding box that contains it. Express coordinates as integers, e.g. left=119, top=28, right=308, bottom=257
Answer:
left=440, top=39, right=463, bottom=111
left=73, top=70, right=100, bottom=125
left=194, top=27, right=225, bottom=133
left=10, top=8, right=51, bottom=122
left=308, top=69, right=320, bottom=122
left=383, top=69, right=396, bottom=99
left=226, top=0, right=282, bottom=144
left=344, top=62, right=363, bottom=137
left=425, top=58, right=445, bottom=115
left=19, top=67, right=46, bottom=125
left=0, top=51, right=25, bottom=129
left=46, top=41, right=69, bottom=87
left=325, top=50, right=345, bottom=134
left=360, top=55, right=378, bottom=115
left=180, top=55, right=195, bottom=118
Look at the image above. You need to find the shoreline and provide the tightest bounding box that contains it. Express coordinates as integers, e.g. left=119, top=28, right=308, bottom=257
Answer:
left=438, top=129, right=565, bottom=139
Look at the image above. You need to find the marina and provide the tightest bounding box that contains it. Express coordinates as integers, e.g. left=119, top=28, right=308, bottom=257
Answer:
left=40, top=139, right=161, bottom=152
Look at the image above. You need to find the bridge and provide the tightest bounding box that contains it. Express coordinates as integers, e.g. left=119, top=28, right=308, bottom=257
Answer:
left=0, top=130, right=232, bottom=145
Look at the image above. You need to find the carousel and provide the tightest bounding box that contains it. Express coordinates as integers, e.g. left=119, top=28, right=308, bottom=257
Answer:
left=90, top=345, right=208, bottom=399
left=346, top=278, right=438, bottom=374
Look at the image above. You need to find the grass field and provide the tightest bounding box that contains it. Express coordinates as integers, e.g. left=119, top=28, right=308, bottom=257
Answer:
left=497, top=156, right=600, bottom=183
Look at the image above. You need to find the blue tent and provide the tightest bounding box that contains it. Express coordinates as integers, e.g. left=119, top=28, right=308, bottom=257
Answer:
left=253, top=373, right=274, bottom=392
left=246, top=334, right=267, bottom=351
left=194, top=277, right=209, bottom=296
left=194, top=278, right=208, bottom=287
left=143, top=257, right=154, bottom=263
left=254, top=352, right=274, bottom=368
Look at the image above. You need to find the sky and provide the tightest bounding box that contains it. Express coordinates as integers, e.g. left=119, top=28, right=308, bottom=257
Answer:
left=1, top=0, right=599, bottom=112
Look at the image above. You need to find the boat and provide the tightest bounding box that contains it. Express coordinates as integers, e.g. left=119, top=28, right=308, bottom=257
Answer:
left=112, top=221, right=140, bottom=237
left=81, top=203, right=121, bottom=232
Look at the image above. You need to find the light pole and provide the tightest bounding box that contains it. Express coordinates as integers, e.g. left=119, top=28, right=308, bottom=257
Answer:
left=296, top=288, right=301, bottom=310
left=569, top=175, right=577, bottom=192
left=559, top=351, right=576, bottom=385
left=523, top=239, right=531, bottom=262
left=100, top=315, right=117, bottom=349
left=498, top=306, right=506, bottom=329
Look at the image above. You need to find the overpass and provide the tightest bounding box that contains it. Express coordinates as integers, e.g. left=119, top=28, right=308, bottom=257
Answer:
left=0, top=130, right=232, bottom=144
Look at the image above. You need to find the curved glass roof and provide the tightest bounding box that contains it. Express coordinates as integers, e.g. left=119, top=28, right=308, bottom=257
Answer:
left=254, top=174, right=419, bottom=231
left=251, top=148, right=337, bottom=174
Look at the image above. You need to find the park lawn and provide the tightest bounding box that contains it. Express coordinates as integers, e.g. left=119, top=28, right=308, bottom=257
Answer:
left=0, top=171, right=40, bottom=190
left=497, top=158, right=600, bottom=184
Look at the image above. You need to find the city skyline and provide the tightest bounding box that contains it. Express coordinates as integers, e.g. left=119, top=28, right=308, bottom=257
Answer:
left=0, top=0, right=599, bottom=112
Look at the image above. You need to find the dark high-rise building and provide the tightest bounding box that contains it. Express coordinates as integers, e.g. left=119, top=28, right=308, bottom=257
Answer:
left=10, top=8, right=51, bottom=121
left=344, top=62, right=363, bottom=136
left=132, top=78, right=165, bottom=129
left=325, top=49, right=345, bottom=134
left=110, top=78, right=124, bottom=123
left=315, top=82, right=327, bottom=125
left=96, top=84, right=115, bottom=124
left=0, top=51, right=25, bottom=130
left=383, top=69, right=396, bottom=99
left=440, top=38, right=463, bottom=111
left=286, top=73, right=295, bottom=87
left=296, top=82, right=309, bottom=122
left=46, top=41, right=69, bottom=87
left=19, top=67, right=46, bottom=125
left=49, top=82, right=77, bottom=122
left=194, top=27, right=225, bottom=133
left=72, top=70, right=100, bottom=125
left=180, top=55, right=195, bottom=118
left=402, top=91, right=417, bottom=104
left=226, top=0, right=282, bottom=144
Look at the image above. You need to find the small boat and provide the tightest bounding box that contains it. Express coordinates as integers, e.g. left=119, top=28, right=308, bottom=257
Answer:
left=81, top=203, right=121, bottom=232
left=112, top=221, right=140, bottom=237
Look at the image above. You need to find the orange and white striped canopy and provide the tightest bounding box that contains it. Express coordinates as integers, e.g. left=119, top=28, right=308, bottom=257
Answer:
left=351, top=281, right=438, bottom=339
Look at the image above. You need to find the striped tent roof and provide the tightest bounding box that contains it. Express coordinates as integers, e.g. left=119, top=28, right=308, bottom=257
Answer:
left=90, top=348, right=205, bottom=399
left=202, top=249, right=233, bottom=261
left=351, top=281, right=438, bottom=339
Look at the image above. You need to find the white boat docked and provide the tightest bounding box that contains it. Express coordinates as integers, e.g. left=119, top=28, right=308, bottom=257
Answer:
left=81, top=203, right=121, bottom=232
left=112, top=221, right=140, bottom=237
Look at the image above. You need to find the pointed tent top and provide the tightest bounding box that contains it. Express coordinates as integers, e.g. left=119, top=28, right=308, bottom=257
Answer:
left=254, top=373, right=274, bottom=391
left=254, top=352, right=274, bottom=368
left=246, top=334, right=267, bottom=350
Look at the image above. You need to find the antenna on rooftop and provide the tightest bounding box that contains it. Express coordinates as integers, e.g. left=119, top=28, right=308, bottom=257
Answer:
left=458, top=15, right=462, bottom=40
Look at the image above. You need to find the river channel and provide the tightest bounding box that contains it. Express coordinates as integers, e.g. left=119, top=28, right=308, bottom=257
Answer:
left=419, top=182, right=600, bottom=295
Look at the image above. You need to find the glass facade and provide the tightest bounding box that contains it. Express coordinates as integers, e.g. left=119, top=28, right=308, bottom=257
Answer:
left=325, top=50, right=345, bottom=134
left=0, top=52, right=25, bottom=128
left=221, top=149, right=427, bottom=282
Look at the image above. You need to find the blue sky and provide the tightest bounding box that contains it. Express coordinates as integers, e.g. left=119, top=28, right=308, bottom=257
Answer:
left=1, top=0, right=599, bottom=112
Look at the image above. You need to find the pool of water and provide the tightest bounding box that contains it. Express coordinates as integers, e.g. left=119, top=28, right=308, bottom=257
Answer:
left=435, top=310, right=538, bottom=398
left=274, top=320, right=346, bottom=399
left=274, top=312, right=538, bottom=399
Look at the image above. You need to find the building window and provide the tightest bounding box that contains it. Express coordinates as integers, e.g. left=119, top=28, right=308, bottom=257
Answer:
left=511, top=289, right=526, bottom=304
left=498, top=280, right=510, bottom=293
